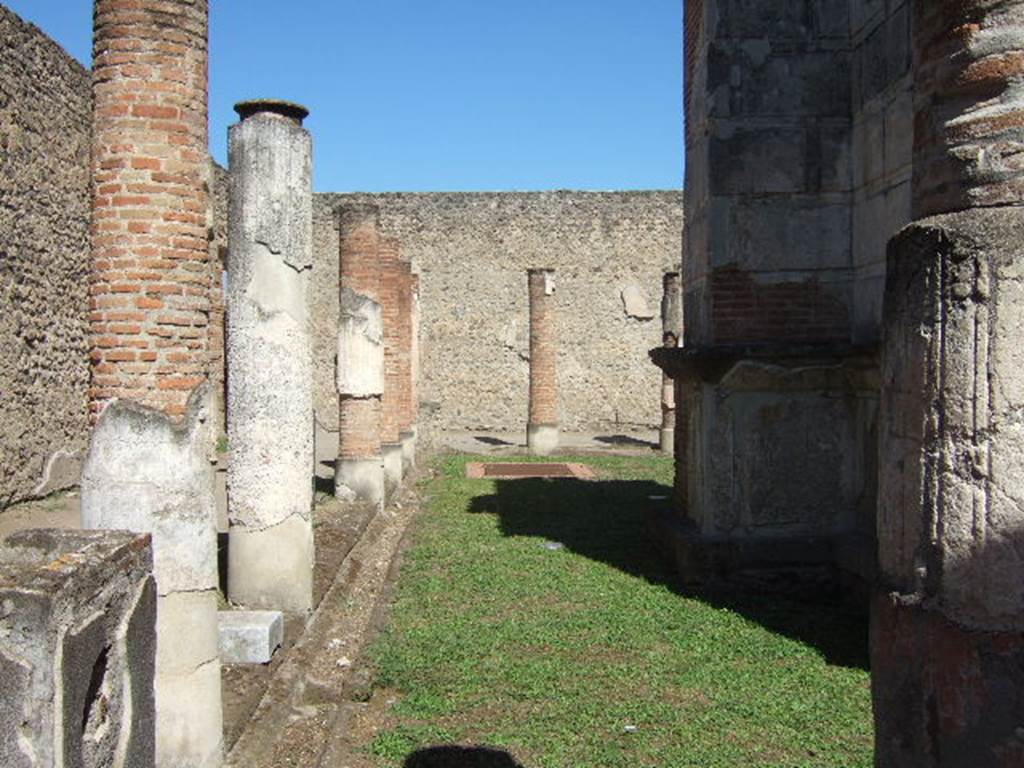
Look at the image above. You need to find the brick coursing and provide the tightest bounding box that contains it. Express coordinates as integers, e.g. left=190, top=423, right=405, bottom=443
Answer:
left=337, top=204, right=383, bottom=459
left=89, top=0, right=211, bottom=418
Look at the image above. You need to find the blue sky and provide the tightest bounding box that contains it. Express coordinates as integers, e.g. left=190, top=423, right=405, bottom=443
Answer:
left=8, top=1, right=683, bottom=192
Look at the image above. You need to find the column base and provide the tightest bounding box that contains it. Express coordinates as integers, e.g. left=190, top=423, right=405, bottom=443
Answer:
left=871, top=592, right=1024, bottom=766
left=399, top=430, right=416, bottom=475
left=382, top=442, right=403, bottom=495
left=334, top=456, right=385, bottom=509
left=659, top=427, right=674, bottom=453
left=227, top=515, right=313, bottom=613
left=527, top=423, right=559, bottom=456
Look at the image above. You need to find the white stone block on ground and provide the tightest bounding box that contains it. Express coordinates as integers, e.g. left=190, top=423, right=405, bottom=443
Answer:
left=218, top=610, right=283, bottom=664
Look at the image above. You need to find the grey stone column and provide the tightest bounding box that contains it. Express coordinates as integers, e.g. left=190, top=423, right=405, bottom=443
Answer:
left=227, top=100, right=314, bottom=613
left=659, top=272, right=682, bottom=452
left=873, top=2, right=1024, bottom=763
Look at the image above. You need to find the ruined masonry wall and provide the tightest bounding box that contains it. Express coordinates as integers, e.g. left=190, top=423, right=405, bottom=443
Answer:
left=850, top=0, right=914, bottom=343
left=0, top=7, right=92, bottom=507
left=314, top=192, right=683, bottom=436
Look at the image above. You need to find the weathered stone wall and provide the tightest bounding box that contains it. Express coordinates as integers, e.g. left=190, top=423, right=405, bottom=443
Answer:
left=314, top=192, right=683, bottom=437
left=0, top=7, right=92, bottom=508
left=683, top=0, right=854, bottom=346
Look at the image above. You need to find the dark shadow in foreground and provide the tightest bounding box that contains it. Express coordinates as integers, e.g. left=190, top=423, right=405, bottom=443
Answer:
left=593, top=434, right=657, bottom=449
left=404, top=745, right=525, bottom=767
left=468, top=477, right=868, bottom=670
left=474, top=435, right=516, bottom=446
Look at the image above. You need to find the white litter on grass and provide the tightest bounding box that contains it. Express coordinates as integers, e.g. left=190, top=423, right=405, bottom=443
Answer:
left=541, top=541, right=565, bottom=551
left=624, top=724, right=638, bottom=733
left=336, top=656, right=352, bottom=668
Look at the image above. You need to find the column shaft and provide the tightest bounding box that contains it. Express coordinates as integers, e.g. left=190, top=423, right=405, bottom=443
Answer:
left=527, top=269, right=559, bottom=455
left=226, top=100, right=314, bottom=613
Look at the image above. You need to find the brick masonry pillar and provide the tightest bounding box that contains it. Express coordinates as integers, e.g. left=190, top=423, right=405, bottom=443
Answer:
left=83, top=3, right=222, bottom=766
left=659, top=272, right=682, bottom=453
left=226, top=100, right=314, bottom=614
left=410, top=272, right=421, bottom=441
left=90, top=0, right=212, bottom=419
left=527, top=268, right=558, bottom=455
left=397, top=262, right=416, bottom=473
left=873, top=2, right=1024, bottom=765
left=336, top=204, right=385, bottom=507
left=378, top=237, right=404, bottom=491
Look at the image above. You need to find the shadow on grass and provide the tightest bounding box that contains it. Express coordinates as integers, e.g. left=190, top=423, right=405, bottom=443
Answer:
left=404, top=745, right=524, bottom=767
left=468, top=477, right=868, bottom=671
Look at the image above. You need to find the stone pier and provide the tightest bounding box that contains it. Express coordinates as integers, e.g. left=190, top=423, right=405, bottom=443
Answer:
left=659, top=272, right=681, bottom=453
left=83, top=1, right=222, bottom=766
left=527, top=268, right=559, bottom=455
left=398, top=262, right=415, bottom=474
left=336, top=205, right=386, bottom=507
left=872, top=2, right=1024, bottom=764
left=379, top=238, right=405, bottom=492
left=226, top=100, right=314, bottom=614
left=0, top=529, right=156, bottom=768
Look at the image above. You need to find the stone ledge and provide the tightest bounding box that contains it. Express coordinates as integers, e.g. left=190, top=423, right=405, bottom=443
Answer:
left=650, top=342, right=879, bottom=388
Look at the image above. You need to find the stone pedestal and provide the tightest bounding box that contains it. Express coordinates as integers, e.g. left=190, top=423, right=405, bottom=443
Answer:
left=227, top=99, right=314, bottom=613
left=527, top=269, right=559, bottom=455
left=0, top=529, right=156, bottom=768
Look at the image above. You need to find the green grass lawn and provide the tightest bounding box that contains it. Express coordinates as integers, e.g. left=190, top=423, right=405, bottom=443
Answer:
left=367, top=453, right=873, bottom=767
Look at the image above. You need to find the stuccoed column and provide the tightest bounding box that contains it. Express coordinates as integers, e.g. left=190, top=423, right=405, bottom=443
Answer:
left=659, top=272, right=682, bottom=452
left=82, top=387, right=222, bottom=768
left=873, top=1, right=1024, bottom=763
left=227, top=100, right=314, bottom=613
left=336, top=205, right=385, bottom=507
left=527, top=268, right=558, bottom=455
left=84, top=1, right=222, bottom=765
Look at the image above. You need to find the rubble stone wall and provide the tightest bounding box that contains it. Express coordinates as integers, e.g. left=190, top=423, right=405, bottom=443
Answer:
left=0, top=7, right=92, bottom=508
left=314, top=191, right=684, bottom=437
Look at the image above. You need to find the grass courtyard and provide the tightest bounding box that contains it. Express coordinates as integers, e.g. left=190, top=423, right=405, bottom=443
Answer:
left=366, top=454, right=873, bottom=767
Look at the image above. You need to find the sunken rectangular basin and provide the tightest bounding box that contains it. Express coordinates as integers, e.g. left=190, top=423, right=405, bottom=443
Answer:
left=466, top=462, right=596, bottom=480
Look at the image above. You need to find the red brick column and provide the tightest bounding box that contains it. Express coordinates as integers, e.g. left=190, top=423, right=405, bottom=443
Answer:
left=337, top=205, right=383, bottom=463
left=660, top=272, right=682, bottom=453
left=85, top=3, right=222, bottom=767
left=913, top=0, right=1024, bottom=218
left=410, top=272, right=421, bottom=432
left=335, top=205, right=386, bottom=507
left=90, top=0, right=210, bottom=419
left=527, top=268, right=559, bottom=455
left=378, top=237, right=405, bottom=488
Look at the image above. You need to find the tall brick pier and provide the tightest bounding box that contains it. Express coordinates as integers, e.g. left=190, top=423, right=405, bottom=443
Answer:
left=89, top=0, right=212, bottom=418
left=82, top=1, right=222, bottom=766
left=872, top=1, right=1024, bottom=764
left=379, top=238, right=405, bottom=491
left=527, top=268, right=559, bottom=455
left=336, top=205, right=385, bottom=507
